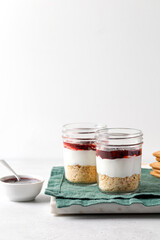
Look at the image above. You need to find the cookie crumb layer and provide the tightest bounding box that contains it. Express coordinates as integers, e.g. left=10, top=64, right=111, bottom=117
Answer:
left=98, top=173, right=140, bottom=193
left=65, top=165, right=97, bottom=183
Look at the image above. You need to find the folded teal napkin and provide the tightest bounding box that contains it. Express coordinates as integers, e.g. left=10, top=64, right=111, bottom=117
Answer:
left=45, top=167, right=160, bottom=208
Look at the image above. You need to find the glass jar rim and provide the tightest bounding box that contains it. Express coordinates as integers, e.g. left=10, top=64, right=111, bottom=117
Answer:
left=96, top=128, right=143, bottom=147
left=62, top=122, right=107, bottom=141
left=96, top=128, right=143, bottom=139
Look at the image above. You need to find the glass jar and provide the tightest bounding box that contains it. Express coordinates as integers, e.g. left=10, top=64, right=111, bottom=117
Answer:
left=62, top=123, right=106, bottom=184
left=96, top=128, right=143, bottom=193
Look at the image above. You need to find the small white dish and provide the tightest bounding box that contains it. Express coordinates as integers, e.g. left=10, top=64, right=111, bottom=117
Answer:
left=0, top=174, right=44, bottom=202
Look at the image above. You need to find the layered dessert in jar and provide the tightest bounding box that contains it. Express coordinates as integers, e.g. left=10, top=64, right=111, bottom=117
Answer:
left=96, top=128, right=143, bottom=193
left=63, top=123, right=106, bottom=184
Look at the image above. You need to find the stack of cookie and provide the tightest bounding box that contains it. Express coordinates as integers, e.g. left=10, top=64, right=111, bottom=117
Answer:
left=150, top=151, right=160, bottom=178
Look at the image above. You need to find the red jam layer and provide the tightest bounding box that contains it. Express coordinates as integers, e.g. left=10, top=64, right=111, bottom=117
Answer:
left=64, top=141, right=96, bottom=151
left=96, top=149, right=142, bottom=159
left=3, top=178, right=40, bottom=184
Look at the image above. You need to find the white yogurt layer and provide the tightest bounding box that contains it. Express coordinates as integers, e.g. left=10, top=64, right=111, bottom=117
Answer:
left=64, top=148, right=96, bottom=166
left=96, top=155, right=142, bottom=178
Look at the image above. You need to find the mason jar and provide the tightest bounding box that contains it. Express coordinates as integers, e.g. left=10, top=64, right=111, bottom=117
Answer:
left=96, top=128, right=143, bottom=193
left=62, top=123, right=106, bottom=184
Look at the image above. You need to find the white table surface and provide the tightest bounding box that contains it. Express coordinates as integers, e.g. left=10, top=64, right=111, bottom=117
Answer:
left=0, top=158, right=159, bottom=240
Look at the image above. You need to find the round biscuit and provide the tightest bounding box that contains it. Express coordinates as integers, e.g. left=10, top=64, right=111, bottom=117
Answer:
left=150, top=162, right=160, bottom=170
left=156, top=157, right=160, bottom=162
left=152, top=168, right=160, bottom=174
left=153, top=151, right=160, bottom=158
left=150, top=171, right=160, bottom=178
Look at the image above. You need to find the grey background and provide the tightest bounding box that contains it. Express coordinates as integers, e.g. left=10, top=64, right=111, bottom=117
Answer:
left=0, top=0, right=160, bottom=163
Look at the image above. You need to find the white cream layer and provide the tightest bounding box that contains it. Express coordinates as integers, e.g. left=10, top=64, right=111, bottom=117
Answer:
left=64, top=148, right=96, bottom=166
left=96, top=155, right=141, bottom=178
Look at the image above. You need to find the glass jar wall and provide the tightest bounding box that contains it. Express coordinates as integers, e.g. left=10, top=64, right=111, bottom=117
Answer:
left=96, top=128, right=143, bottom=193
left=62, top=123, right=106, bottom=184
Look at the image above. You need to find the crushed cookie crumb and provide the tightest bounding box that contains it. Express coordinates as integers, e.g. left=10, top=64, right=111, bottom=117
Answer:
left=65, top=165, right=97, bottom=183
left=98, top=174, right=140, bottom=192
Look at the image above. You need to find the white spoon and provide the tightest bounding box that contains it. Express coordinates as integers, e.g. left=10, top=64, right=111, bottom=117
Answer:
left=0, top=160, right=21, bottom=181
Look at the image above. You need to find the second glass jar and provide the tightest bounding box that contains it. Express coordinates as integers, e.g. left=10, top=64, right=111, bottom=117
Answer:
left=96, top=128, right=143, bottom=193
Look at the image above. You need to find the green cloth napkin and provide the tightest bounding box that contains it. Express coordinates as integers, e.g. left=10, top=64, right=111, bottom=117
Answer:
left=45, top=167, right=160, bottom=208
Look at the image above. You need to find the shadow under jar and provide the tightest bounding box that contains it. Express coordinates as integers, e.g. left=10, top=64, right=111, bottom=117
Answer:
left=96, top=128, right=143, bottom=194
left=62, top=123, right=106, bottom=184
